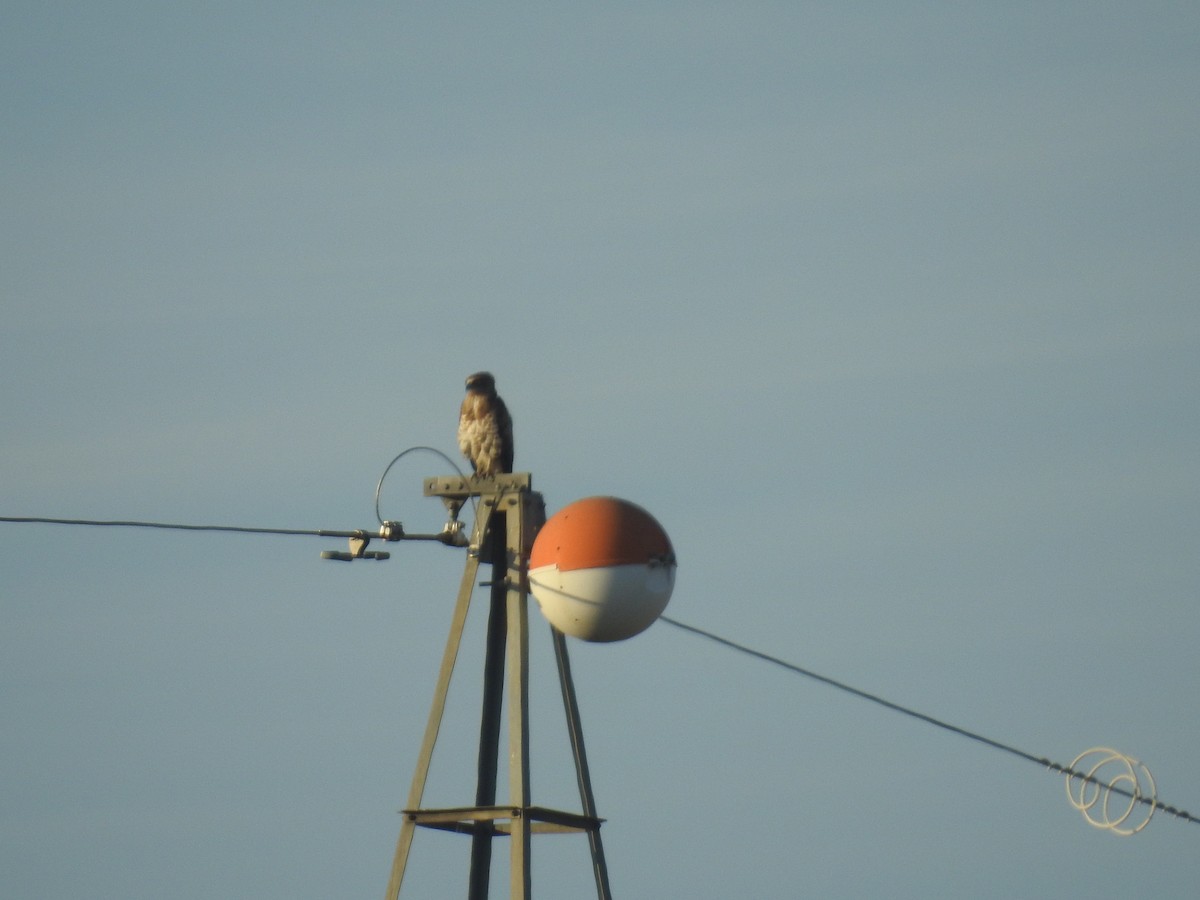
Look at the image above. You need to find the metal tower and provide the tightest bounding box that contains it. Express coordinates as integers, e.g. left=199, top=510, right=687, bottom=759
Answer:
left=384, top=473, right=612, bottom=899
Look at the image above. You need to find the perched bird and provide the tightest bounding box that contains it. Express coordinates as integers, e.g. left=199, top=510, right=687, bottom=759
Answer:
left=458, top=372, right=514, bottom=477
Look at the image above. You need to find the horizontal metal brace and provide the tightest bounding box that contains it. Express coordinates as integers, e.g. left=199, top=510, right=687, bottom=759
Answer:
left=402, top=805, right=603, bottom=836
left=423, top=473, right=532, bottom=500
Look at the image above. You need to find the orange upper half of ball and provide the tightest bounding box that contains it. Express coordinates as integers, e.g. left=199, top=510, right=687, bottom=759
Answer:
left=530, top=496, right=673, bottom=572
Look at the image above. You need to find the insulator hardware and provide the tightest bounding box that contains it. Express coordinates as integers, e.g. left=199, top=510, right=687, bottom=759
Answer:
left=321, top=531, right=391, bottom=562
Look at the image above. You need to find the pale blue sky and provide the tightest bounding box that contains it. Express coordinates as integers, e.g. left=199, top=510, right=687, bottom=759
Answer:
left=3, top=3, right=1199, bottom=897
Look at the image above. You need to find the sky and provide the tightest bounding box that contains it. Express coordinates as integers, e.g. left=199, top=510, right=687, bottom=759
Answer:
left=2, top=2, right=1199, bottom=897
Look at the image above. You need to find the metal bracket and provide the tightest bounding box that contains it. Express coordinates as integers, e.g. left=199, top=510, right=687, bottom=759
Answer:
left=424, top=472, right=533, bottom=501
left=320, top=530, right=391, bottom=561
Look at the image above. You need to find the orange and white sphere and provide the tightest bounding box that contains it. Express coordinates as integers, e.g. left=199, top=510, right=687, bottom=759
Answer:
left=529, top=496, right=676, bottom=642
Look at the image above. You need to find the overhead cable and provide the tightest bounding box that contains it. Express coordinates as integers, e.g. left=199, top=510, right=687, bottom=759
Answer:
left=658, top=615, right=1198, bottom=831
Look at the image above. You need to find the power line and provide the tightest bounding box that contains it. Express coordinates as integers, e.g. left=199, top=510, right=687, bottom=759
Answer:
left=0, top=515, right=336, bottom=537
left=0, top=514, right=461, bottom=552
left=658, top=615, right=1198, bottom=829
left=3, top=513, right=1195, bottom=830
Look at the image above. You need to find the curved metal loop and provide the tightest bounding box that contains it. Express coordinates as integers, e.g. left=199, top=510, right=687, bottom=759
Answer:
left=375, top=445, right=469, bottom=526
left=1065, top=747, right=1157, bottom=836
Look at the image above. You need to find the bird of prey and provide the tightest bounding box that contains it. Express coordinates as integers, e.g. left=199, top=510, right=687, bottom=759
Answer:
left=458, top=371, right=514, bottom=477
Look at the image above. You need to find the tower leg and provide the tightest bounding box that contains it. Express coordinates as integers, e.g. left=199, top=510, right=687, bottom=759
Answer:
left=552, top=628, right=613, bottom=900
left=505, top=490, right=533, bottom=898
left=384, top=500, right=492, bottom=900
left=467, top=514, right=508, bottom=899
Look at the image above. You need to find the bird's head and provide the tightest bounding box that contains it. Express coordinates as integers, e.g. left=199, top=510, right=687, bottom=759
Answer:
left=464, top=371, right=496, bottom=395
